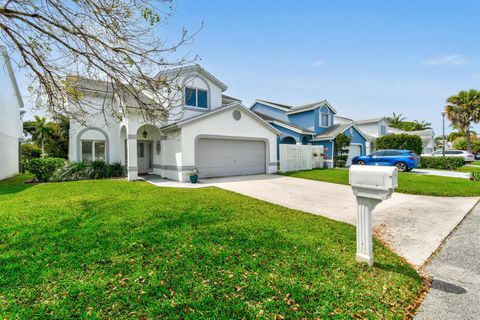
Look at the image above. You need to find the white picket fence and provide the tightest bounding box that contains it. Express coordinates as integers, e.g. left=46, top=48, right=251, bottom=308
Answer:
left=279, top=144, right=324, bottom=172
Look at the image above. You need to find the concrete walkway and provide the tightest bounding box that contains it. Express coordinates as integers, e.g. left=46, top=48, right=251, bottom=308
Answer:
left=410, top=168, right=471, bottom=179
left=142, top=174, right=478, bottom=267
left=415, top=203, right=480, bottom=319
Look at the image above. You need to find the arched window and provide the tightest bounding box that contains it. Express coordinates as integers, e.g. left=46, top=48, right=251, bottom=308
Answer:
left=77, top=127, right=109, bottom=162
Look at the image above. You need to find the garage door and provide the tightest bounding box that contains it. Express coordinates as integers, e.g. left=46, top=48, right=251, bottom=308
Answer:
left=197, top=138, right=266, bottom=178
left=346, top=145, right=362, bottom=166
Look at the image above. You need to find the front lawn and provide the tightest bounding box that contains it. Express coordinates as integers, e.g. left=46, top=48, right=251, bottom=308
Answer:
left=0, top=175, right=424, bottom=318
left=283, top=168, right=480, bottom=197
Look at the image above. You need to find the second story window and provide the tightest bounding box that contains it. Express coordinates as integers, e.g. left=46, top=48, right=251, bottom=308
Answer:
left=320, top=112, right=330, bottom=127
left=380, top=124, right=387, bottom=135
left=185, top=87, right=208, bottom=109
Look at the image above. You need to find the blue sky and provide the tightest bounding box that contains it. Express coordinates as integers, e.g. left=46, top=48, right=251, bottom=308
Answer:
left=20, top=0, right=480, bottom=134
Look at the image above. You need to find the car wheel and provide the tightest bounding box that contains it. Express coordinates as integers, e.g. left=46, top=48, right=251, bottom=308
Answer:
left=395, top=162, right=408, bottom=172
left=356, top=160, right=366, bottom=165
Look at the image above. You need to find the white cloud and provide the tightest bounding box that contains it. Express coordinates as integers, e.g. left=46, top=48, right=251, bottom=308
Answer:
left=312, top=60, right=325, bottom=67
left=423, top=54, right=468, bottom=66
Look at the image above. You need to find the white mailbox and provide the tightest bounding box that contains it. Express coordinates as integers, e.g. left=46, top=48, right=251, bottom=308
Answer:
left=349, top=165, right=398, bottom=266
left=349, top=165, right=398, bottom=200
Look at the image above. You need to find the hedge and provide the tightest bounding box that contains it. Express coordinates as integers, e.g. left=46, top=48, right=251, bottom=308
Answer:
left=26, top=157, right=66, bottom=182
left=420, top=156, right=465, bottom=170
left=50, top=161, right=124, bottom=182
left=374, top=134, right=423, bottom=155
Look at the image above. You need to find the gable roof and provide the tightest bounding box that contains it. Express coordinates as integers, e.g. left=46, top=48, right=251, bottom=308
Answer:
left=353, top=116, right=386, bottom=125
left=156, top=64, right=228, bottom=91
left=312, top=123, right=368, bottom=141
left=254, top=111, right=315, bottom=135
left=161, top=102, right=281, bottom=135
left=249, top=99, right=293, bottom=112
left=286, top=100, right=337, bottom=115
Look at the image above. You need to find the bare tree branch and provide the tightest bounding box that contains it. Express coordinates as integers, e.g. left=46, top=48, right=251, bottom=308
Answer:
left=0, top=0, right=200, bottom=124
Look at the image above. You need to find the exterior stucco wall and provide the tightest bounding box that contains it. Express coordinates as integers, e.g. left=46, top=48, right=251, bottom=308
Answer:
left=69, top=97, right=123, bottom=164
left=0, top=48, right=22, bottom=180
left=165, top=72, right=224, bottom=124
left=311, top=140, right=334, bottom=167
left=180, top=107, right=278, bottom=182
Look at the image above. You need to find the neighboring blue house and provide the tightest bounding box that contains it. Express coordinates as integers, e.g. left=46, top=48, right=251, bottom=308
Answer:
left=250, top=99, right=368, bottom=167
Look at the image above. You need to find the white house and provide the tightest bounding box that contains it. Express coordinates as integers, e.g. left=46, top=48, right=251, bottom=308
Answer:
left=0, top=46, right=23, bottom=180
left=335, top=115, right=435, bottom=154
left=334, top=116, right=388, bottom=154
left=388, top=127, right=435, bottom=154
left=69, top=65, right=279, bottom=181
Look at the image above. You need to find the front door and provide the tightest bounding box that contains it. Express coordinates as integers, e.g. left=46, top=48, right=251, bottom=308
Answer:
left=137, top=141, right=150, bottom=174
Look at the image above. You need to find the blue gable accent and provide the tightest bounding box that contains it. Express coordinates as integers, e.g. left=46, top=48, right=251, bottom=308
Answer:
left=250, top=102, right=288, bottom=122
left=288, top=105, right=335, bottom=135
left=342, top=126, right=367, bottom=156
left=288, top=110, right=315, bottom=132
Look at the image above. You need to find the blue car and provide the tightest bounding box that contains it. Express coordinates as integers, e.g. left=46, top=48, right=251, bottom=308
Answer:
left=352, top=149, right=420, bottom=172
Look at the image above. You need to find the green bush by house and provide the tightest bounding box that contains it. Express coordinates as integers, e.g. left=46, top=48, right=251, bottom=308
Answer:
left=26, top=157, right=66, bottom=182
left=334, top=133, right=351, bottom=168
left=20, top=143, right=42, bottom=168
left=374, top=134, right=423, bottom=155
left=420, top=156, right=465, bottom=170
left=50, top=161, right=124, bottom=182
left=26, top=158, right=124, bottom=182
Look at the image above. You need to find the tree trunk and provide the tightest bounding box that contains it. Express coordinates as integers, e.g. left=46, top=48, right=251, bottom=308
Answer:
left=466, top=128, right=472, bottom=153
left=41, top=139, right=45, bottom=158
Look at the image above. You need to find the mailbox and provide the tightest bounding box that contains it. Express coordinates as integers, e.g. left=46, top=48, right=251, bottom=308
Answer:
left=349, top=165, right=398, bottom=200
left=349, top=165, right=398, bottom=266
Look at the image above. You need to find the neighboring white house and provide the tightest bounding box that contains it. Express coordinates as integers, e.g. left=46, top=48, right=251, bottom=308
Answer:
left=334, top=116, right=388, bottom=154
left=0, top=46, right=23, bottom=180
left=334, top=115, right=435, bottom=154
left=69, top=64, right=279, bottom=181
left=388, top=127, right=435, bottom=154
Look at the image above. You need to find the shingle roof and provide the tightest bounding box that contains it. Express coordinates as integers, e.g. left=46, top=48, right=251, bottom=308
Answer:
left=253, top=111, right=315, bottom=134
left=312, top=123, right=352, bottom=140
left=255, top=99, right=294, bottom=109
left=353, top=117, right=386, bottom=125
left=286, top=100, right=338, bottom=115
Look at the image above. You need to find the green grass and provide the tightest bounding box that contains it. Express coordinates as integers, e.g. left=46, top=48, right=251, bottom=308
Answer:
left=0, top=175, right=424, bottom=318
left=283, top=168, right=480, bottom=197
left=471, top=160, right=480, bottom=166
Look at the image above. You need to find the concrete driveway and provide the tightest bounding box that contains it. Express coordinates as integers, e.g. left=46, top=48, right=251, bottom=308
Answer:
left=203, top=174, right=478, bottom=267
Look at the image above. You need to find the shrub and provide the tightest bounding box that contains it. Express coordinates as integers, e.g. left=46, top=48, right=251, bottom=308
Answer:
left=420, top=156, right=465, bottom=170
left=470, top=171, right=480, bottom=181
left=50, top=161, right=125, bottom=182
left=26, top=157, right=66, bottom=182
left=375, top=134, right=423, bottom=155
left=334, top=155, right=348, bottom=168
left=20, top=143, right=42, bottom=167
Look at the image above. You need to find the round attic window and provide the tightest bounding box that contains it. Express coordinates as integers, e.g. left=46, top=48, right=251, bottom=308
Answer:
left=233, top=110, right=242, bottom=121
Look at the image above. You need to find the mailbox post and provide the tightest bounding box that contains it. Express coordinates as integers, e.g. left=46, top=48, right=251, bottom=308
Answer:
left=349, top=165, right=398, bottom=266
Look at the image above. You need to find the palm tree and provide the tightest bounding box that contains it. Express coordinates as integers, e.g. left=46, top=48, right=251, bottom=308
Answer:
left=31, top=116, right=53, bottom=157
left=445, top=89, right=480, bottom=153
left=413, top=120, right=432, bottom=130
left=387, top=112, right=406, bottom=128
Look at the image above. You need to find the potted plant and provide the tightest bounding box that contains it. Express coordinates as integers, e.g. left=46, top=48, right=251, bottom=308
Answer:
left=186, top=168, right=199, bottom=184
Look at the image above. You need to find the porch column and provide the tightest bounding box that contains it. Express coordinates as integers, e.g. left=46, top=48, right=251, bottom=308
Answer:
left=127, top=132, right=138, bottom=181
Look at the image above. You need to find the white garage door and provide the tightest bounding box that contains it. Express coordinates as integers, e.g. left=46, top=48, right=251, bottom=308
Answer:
left=346, top=145, right=362, bottom=166
left=197, top=138, right=266, bottom=178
